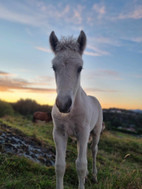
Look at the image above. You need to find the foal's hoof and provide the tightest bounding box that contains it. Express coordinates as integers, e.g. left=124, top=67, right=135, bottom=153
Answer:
left=92, top=174, right=98, bottom=183
left=85, top=175, right=88, bottom=183
left=85, top=170, right=89, bottom=182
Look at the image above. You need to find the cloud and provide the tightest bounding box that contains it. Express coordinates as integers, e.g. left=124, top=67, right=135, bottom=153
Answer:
left=0, top=76, right=29, bottom=91
left=87, top=3, right=106, bottom=25
left=20, top=87, right=56, bottom=93
left=84, top=36, right=122, bottom=56
left=0, top=71, right=12, bottom=76
left=84, top=51, right=101, bottom=57
left=0, top=1, right=84, bottom=28
left=35, top=44, right=110, bottom=57
left=89, top=37, right=121, bottom=47
left=35, top=46, right=52, bottom=53
left=31, top=75, right=55, bottom=87
left=86, top=45, right=110, bottom=56
left=0, top=71, right=56, bottom=93
left=93, top=4, right=106, bottom=16
left=85, top=88, right=118, bottom=93
left=134, top=74, right=142, bottom=78
left=85, top=35, right=122, bottom=57
left=84, top=69, right=122, bottom=80
left=126, top=37, right=142, bottom=43
left=71, top=5, right=84, bottom=24
left=0, top=3, right=43, bottom=27
left=118, top=5, right=142, bottom=20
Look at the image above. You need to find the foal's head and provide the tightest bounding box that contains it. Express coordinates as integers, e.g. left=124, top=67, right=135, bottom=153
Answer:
left=49, top=31, right=86, bottom=113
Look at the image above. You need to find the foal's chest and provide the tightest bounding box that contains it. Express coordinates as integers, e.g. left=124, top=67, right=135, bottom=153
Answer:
left=66, top=123, right=79, bottom=138
left=56, top=117, right=80, bottom=138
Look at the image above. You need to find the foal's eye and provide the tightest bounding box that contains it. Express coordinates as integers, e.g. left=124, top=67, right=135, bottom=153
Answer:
left=77, top=66, right=82, bottom=73
left=52, top=65, right=56, bottom=72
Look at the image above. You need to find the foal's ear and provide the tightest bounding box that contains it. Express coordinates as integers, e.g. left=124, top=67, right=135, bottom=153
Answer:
left=77, top=31, right=87, bottom=55
left=49, top=31, right=59, bottom=54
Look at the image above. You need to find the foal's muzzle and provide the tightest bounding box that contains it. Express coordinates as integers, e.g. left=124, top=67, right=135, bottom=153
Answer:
left=56, top=95, right=72, bottom=113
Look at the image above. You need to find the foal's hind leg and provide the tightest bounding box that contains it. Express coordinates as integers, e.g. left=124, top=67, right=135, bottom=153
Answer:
left=91, top=110, right=103, bottom=183
left=91, top=120, right=102, bottom=183
left=91, top=133, right=100, bottom=183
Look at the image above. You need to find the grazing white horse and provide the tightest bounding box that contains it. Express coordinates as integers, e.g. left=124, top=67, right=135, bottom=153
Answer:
left=49, top=31, right=103, bottom=189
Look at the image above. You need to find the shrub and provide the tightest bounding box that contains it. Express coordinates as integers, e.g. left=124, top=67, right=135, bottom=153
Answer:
left=0, top=100, right=14, bottom=117
left=12, top=99, right=52, bottom=116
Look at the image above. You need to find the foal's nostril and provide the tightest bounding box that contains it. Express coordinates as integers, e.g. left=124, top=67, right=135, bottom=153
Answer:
left=56, top=98, right=60, bottom=110
left=56, top=96, right=72, bottom=113
left=66, top=98, right=72, bottom=110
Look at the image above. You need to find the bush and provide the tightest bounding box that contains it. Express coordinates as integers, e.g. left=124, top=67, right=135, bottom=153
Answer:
left=12, top=99, right=39, bottom=115
left=0, top=100, right=14, bottom=117
left=12, top=99, right=52, bottom=116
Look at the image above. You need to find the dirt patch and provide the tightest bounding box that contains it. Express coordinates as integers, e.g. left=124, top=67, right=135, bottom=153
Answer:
left=0, top=123, right=55, bottom=166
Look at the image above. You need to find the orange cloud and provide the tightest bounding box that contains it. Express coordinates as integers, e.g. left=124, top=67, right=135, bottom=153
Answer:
left=0, top=72, right=56, bottom=93
left=0, top=71, right=14, bottom=76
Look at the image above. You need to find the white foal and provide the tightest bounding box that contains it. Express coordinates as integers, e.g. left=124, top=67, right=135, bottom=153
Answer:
left=49, top=31, right=103, bottom=189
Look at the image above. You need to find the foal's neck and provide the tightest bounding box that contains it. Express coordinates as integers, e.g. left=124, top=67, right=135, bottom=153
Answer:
left=74, top=86, right=86, bottom=107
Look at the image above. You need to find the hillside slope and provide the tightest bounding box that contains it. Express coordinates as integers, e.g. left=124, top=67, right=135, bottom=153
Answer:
left=0, top=116, right=142, bottom=189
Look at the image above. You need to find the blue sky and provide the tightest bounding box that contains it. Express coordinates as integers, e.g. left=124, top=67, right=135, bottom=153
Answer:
left=0, top=0, right=142, bottom=109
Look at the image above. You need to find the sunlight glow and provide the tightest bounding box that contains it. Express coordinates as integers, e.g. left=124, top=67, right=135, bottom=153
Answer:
left=1, top=89, right=142, bottom=109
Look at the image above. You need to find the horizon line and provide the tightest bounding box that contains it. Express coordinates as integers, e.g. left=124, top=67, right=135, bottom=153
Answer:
left=0, top=98, right=141, bottom=111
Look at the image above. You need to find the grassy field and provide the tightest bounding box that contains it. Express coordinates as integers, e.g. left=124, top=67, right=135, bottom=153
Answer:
left=0, top=115, right=142, bottom=189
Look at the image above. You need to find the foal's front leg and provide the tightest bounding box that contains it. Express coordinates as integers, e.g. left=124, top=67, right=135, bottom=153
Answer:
left=76, top=131, right=90, bottom=189
left=53, top=129, right=68, bottom=189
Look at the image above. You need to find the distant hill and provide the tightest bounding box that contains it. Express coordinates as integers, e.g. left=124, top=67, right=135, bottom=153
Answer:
left=131, top=109, right=142, bottom=114
left=103, top=108, right=142, bottom=134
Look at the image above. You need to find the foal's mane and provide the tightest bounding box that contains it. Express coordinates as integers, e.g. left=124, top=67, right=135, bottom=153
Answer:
left=56, top=37, right=79, bottom=52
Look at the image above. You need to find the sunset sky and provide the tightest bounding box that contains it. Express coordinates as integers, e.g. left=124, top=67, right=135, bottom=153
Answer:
left=0, top=0, right=142, bottom=109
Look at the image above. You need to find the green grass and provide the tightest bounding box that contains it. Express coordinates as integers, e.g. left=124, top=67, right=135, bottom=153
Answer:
left=0, top=154, right=56, bottom=189
left=0, top=115, right=142, bottom=189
